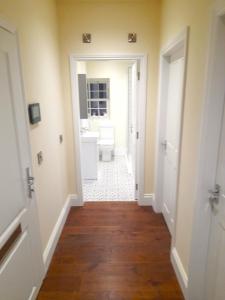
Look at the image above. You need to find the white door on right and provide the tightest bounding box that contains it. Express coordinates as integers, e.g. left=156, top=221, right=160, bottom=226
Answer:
left=162, top=56, right=184, bottom=235
left=204, top=101, right=225, bottom=300
left=127, top=63, right=137, bottom=177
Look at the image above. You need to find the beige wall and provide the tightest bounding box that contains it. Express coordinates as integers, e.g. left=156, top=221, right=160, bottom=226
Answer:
left=160, top=0, right=214, bottom=274
left=0, top=0, right=69, bottom=252
left=86, top=60, right=132, bottom=153
left=56, top=0, right=161, bottom=194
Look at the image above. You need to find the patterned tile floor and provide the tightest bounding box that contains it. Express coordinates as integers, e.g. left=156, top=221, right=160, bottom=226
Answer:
left=83, top=156, right=135, bottom=201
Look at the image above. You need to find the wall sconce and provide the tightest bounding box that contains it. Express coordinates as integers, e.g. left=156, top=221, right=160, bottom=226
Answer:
left=128, top=33, right=137, bottom=43
left=82, top=33, right=92, bottom=43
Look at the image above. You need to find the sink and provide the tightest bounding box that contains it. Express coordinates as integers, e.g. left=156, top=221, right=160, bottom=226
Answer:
left=81, top=131, right=99, bottom=142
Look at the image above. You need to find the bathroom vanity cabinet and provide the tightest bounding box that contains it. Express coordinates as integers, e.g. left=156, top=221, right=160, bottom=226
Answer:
left=80, top=132, right=99, bottom=180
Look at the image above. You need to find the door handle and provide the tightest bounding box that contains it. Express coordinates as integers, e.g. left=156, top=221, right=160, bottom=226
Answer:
left=208, top=184, right=220, bottom=211
left=26, top=167, right=35, bottom=198
left=161, top=140, right=167, bottom=150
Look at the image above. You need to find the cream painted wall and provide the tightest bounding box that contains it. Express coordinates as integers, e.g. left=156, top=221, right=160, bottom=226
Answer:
left=160, top=0, right=214, bottom=274
left=215, top=0, right=225, bottom=9
left=85, top=60, right=132, bottom=154
left=56, top=0, right=161, bottom=194
left=0, top=0, right=69, bottom=252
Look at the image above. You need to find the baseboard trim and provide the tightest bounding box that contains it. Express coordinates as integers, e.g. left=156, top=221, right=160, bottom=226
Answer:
left=29, top=286, right=38, bottom=300
left=43, top=194, right=80, bottom=274
left=138, top=194, right=154, bottom=206
left=171, top=247, right=188, bottom=299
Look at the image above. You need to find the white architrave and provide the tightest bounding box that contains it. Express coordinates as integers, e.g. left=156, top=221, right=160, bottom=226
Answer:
left=70, top=54, right=148, bottom=205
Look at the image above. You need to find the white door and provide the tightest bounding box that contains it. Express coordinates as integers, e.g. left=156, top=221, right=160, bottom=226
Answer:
left=127, top=63, right=137, bottom=178
left=204, top=101, right=225, bottom=300
left=0, top=27, right=44, bottom=299
left=162, top=56, right=184, bottom=234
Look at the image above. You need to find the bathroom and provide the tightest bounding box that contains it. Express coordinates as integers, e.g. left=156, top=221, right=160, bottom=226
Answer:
left=78, top=60, right=137, bottom=201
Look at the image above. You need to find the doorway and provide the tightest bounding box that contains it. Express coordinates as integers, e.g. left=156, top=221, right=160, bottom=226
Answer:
left=70, top=54, right=147, bottom=205
left=79, top=60, right=136, bottom=201
left=155, top=28, right=189, bottom=236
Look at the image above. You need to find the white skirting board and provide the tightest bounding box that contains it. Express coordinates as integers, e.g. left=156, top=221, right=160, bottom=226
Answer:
left=171, top=247, right=188, bottom=299
left=138, top=194, right=154, bottom=206
left=42, top=194, right=81, bottom=273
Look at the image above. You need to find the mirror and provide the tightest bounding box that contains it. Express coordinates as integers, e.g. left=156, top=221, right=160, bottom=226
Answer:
left=78, top=74, right=88, bottom=119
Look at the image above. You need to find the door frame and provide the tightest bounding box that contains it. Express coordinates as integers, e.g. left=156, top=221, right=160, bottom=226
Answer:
left=0, top=16, right=45, bottom=299
left=69, top=54, right=148, bottom=205
left=154, top=28, right=189, bottom=233
left=188, top=6, right=225, bottom=300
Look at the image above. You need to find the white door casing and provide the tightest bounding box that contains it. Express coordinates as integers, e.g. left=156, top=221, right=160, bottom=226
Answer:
left=0, top=25, right=44, bottom=300
left=70, top=54, right=148, bottom=205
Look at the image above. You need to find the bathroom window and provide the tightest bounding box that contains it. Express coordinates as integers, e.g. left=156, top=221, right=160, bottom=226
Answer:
left=87, top=79, right=110, bottom=117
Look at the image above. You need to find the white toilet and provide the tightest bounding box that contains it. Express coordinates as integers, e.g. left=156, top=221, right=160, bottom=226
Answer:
left=98, top=123, right=114, bottom=162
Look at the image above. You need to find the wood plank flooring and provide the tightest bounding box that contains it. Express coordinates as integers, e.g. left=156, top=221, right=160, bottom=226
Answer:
left=37, top=202, right=184, bottom=300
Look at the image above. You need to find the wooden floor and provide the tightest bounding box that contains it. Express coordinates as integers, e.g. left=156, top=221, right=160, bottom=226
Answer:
left=37, top=202, right=184, bottom=300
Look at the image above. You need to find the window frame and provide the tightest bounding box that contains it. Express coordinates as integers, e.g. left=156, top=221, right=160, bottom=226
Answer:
left=87, top=78, right=110, bottom=118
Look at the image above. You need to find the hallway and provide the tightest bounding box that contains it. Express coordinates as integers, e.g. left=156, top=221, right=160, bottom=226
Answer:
left=37, top=203, right=183, bottom=299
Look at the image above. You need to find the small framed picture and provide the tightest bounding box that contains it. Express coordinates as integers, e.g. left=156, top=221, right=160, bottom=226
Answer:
left=128, top=33, right=137, bottom=43
left=82, top=33, right=91, bottom=43
left=28, top=103, right=41, bottom=124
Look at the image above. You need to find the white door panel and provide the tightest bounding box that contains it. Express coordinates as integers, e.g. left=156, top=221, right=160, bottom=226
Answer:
left=0, top=27, right=44, bottom=298
left=127, top=63, right=137, bottom=198
left=0, top=49, right=25, bottom=236
left=127, top=64, right=137, bottom=179
left=162, top=57, right=184, bottom=234
left=0, top=232, right=35, bottom=300
left=205, top=101, right=225, bottom=300
left=128, top=66, right=132, bottom=166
